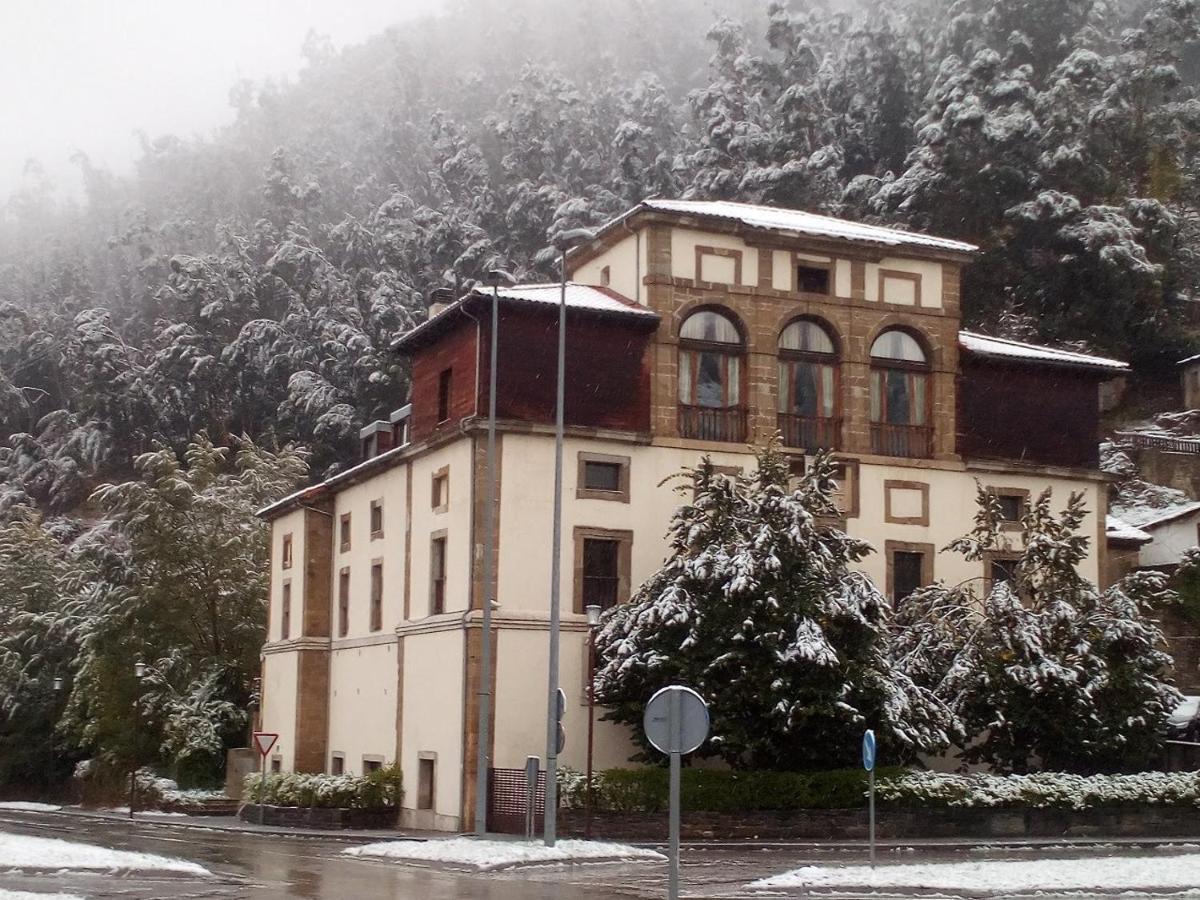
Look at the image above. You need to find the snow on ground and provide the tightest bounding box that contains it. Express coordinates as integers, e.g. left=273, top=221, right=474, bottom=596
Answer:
left=104, top=807, right=189, bottom=817
left=0, top=891, right=84, bottom=900
left=0, top=803, right=61, bottom=812
left=0, top=830, right=209, bottom=875
left=344, top=837, right=664, bottom=872
left=749, top=853, right=1200, bottom=894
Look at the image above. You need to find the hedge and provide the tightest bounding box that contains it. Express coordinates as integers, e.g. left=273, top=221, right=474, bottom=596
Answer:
left=876, top=771, right=1200, bottom=810
left=559, top=766, right=903, bottom=813
left=244, top=764, right=403, bottom=810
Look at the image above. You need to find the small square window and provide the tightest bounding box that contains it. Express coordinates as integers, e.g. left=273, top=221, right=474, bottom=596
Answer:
left=576, top=453, right=629, bottom=502
left=797, top=264, right=830, bottom=295
left=330, top=755, right=345, bottom=776
left=988, top=488, right=1028, bottom=529
left=271, top=758, right=282, bottom=774
left=363, top=758, right=383, bottom=774
left=432, top=468, right=449, bottom=512
left=437, top=369, right=452, bottom=423
left=370, top=499, right=383, bottom=537
left=996, top=495, right=1022, bottom=521
left=339, top=513, right=351, bottom=552
left=281, top=533, right=293, bottom=569
left=584, top=461, right=621, bottom=492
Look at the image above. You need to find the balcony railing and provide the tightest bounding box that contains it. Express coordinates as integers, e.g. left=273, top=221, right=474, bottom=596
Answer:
left=778, top=414, right=841, bottom=452
left=679, top=405, right=747, bottom=443
left=871, top=422, right=933, bottom=458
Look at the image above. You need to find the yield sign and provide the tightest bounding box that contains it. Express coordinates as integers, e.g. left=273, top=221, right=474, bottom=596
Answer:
left=253, top=732, right=279, bottom=758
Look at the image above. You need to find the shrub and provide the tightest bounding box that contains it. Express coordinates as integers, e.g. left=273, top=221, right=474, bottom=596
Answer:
left=559, top=766, right=904, bottom=813
left=875, top=770, right=1200, bottom=809
left=244, top=764, right=402, bottom=809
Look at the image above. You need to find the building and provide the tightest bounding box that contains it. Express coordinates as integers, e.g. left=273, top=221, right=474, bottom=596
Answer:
left=256, top=199, right=1128, bottom=831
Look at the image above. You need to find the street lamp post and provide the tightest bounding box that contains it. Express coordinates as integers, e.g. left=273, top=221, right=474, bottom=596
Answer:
left=584, top=603, right=601, bottom=840
left=130, top=661, right=146, bottom=820
left=49, top=677, right=63, bottom=799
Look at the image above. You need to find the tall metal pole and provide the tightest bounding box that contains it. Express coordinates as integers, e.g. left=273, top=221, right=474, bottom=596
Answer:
left=585, top=625, right=596, bottom=840
left=473, top=280, right=501, bottom=835
left=543, top=251, right=568, bottom=846
left=668, top=691, right=681, bottom=900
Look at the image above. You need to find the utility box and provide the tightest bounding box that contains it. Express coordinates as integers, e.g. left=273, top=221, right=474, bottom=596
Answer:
left=225, top=748, right=259, bottom=800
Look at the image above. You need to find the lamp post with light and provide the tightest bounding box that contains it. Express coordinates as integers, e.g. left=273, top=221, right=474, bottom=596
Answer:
left=129, top=661, right=147, bottom=820
left=584, top=603, right=601, bottom=839
left=48, top=676, right=63, bottom=797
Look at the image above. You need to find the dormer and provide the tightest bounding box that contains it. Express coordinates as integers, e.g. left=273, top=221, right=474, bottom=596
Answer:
left=360, top=420, right=393, bottom=460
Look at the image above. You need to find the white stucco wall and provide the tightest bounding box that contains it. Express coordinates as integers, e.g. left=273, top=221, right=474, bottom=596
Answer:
left=399, top=628, right=466, bottom=826
left=327, top=641, right=398, bottom=773
left=1141, top=512, right=1200, bottom=567
left=863, top=256, right=943, bottom=308
left=260, top=651, right=298, bottom=771
left=332, top=467, right=408, bottom=638
left=573, top=233, right=644, bottom=304
left=670, top=228, right=758, bottom=286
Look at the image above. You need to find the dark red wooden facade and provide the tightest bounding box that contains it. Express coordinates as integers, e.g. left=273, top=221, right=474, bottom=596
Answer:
left=957, top=355, right=1103, bottom=469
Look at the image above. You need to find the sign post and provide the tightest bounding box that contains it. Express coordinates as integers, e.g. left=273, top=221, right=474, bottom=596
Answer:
left=862, top=729, right=876, bottom=869
left=644, top=686, right=709, bottom=900
left=252, top=732, right=278, bottom=826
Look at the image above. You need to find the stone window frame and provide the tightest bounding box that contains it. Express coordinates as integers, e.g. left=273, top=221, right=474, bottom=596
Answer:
left=431, top=465, right=450, bottom=514
left=987, top=486, right=1030, bottom=532
left=792, top=254, right=834, bottom=296
left=878, top=268, right=924, bottom=307
left=330, top=752, right=345, bottom=776
left=280, top=579, right=292, bottom=640
left=694, top=245, right=743, bottom=286
left=281, top=532, right=293, bottom=570
left=885, top=539, right=935, bottom=604
left=417, top=751, right=437, bottom=810
left=576, top=451, right=631, bottom=503
left=883, top=479, right=930, bottom=526
left=369, top=557, right=384, bottom=633
left=984, top=550, right=1024, bottom=595
left=362, top=755, right=384, bottom=774
left=337, top=566, right=350, bottom=638
left=370, top=498, right=384, bottom=539
left=339, top=512, right=352, bottom=553
left=572, top=526, right=633, bottom=614
left=429, top=529, right=448, bottom=616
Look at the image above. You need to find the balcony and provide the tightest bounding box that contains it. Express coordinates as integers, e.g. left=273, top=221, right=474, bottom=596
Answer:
left=871, top=422, right=933, bottom=458
left=679, top=404, right=747, bottom=443
left=778, top=414, right=841, bottom=452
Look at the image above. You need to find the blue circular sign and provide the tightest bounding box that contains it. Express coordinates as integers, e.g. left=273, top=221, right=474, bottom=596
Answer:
left=862, top=729, right=876, bottom=772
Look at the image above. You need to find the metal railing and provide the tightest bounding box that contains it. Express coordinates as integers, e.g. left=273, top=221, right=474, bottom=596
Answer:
left=871, top=422, right=933, bottom=458
left=679, top=405, right=747, bottom=443
left=778, top=414, right=841, bottom=452
left=1115, top=431, right=1200, bottom=454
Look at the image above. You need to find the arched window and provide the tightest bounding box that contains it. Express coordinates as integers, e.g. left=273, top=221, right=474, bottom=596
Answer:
left=777, top=319, right=840, bottom=450
left=869, top=329, right=931, bottom=457
left=678, top=310, right=745, bottom=441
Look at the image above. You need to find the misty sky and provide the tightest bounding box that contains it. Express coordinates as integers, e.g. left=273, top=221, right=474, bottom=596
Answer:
left=0, top=0, right=443, bottom=199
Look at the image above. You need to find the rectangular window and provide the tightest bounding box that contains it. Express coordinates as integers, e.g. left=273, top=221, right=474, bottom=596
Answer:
left=271, top=758, right=282, bottom=774
left=430, top=536, right=447, bottom=615
left=417, top=757, right=435, bottom=810
left=431, top=467, right=449, bottom=512
left=370, top=561, right=383, bottom=632
left=582, top=539, right=620, bottom=610
left=338, top=568, right=350, bottom=637
left=370, top=499, right=383, bottom=538
left=281, top=533, right=293, bottom=569
left=990, top=557, right=1019, bottom=588
left=437, top=369, right=452, bottom=423
left=600, top=265, right=611, bottom=286
left=339, top=513, right=351, bottom=552
left=886, top=540, right=933, bottom=605
left=796, top=264, right=831, bottom=295
left=280, top=581, right=292, bottom=640
left=330, top=755, right=345, bottom=776
left=576, top=453, right=630, bottom=502
left=988, top=488, right=1029, bottom=530
left=363, top=758, right=383, bottom=774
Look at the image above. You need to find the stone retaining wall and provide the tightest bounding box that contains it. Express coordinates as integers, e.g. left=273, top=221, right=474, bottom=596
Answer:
left=559, top=806, right=1200, bottom=841
left=239, top=803, right=399, bottom=830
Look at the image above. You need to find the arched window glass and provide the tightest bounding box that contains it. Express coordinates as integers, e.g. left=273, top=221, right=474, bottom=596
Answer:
left=869, top=329, right=930, bottom=457
left=678, top=310, right=744, bottom=441
left=777, top=320, right=840, bottom=450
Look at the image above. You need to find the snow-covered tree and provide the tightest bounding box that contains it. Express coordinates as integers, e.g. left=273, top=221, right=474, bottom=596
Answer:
left=594, top=443, right=955, bottom=770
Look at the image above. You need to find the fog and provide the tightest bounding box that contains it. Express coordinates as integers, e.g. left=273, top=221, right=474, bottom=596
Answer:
left=0, top=0, right=443, bottom=198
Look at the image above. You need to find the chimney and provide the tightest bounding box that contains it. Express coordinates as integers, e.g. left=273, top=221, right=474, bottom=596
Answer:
left=359, top=420, right=393, bottom=461
left=427, top=287, right=455, bottom=320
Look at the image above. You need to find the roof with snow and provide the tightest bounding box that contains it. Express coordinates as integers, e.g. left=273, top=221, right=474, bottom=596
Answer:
left=1117, top=500, right=1200, bottom=531
left=958, top=331, right=1129, bottom=374
left=595, top=199, right=979, bottom=256
left=257, top=443, right=409, bottom=520
left=1105, top=514, right=1152, bottom=545
left=393, top=282, right=658, bottom=352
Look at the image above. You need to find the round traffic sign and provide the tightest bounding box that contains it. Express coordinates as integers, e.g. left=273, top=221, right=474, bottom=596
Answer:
left=643, top=685, right=709, bottom=755
left=862, top=729, right=876, bottom=772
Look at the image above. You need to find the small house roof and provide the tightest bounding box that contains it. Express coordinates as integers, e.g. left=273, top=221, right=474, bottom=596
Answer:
left=1105, top=514, right=1153, bottom=546
left=958, top=331, right=1129, bottom=374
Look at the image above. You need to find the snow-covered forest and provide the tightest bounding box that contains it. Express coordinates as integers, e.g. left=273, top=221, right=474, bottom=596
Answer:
left=0, top=0, right=1198, bottom=787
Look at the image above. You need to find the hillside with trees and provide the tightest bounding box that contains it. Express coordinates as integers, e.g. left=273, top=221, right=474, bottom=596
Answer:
left=1, top=0, right=1198, bottom=786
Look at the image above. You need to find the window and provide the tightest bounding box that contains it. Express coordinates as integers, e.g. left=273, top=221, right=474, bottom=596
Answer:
left=280, top=581, right=292, bottom=640
left=677, top=310, right=745, bottom=441
left=437, top=368, right=452, bottom=423
left=988, top=488, right=1029, bottom=529
left=330, top=754, right=345, bottom=776
left=431, top=467, right=449, bottom=512
left=576, top=452, right=630, bottom=502
left=600, top=265, right=611, bottom=286
left=370, top=499, right=383, bottom=538
left=338, top=568, right=350, bottom=637
left=796, top=263, right=831, bottom=295
left=886, top=541, right=933, bottom=604
left=271, top=758, right=282, bottom=774
left=430, top=535, right=447, bottom=615
left=339, top=513, right=351, bottom=552
left=574, top=527, right=632, bottom=613
left=281, top=533, right=293, bottom=569
left=869, top=329, right=931, bottom=458
left=990, top=556, right=1020, bottom=589
left=778, top=319, right=840, bottom=451
left=370, top=561, right=383, bottom=632
left=363, top=758, right=383, bottom=774
left=417, top=757, right=435, bottom=810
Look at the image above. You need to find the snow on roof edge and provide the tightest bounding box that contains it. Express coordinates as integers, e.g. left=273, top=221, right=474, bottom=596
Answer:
left=1105, top=514, right=1152, bottom=544
left=959, top=331, right=1128, bottom=373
